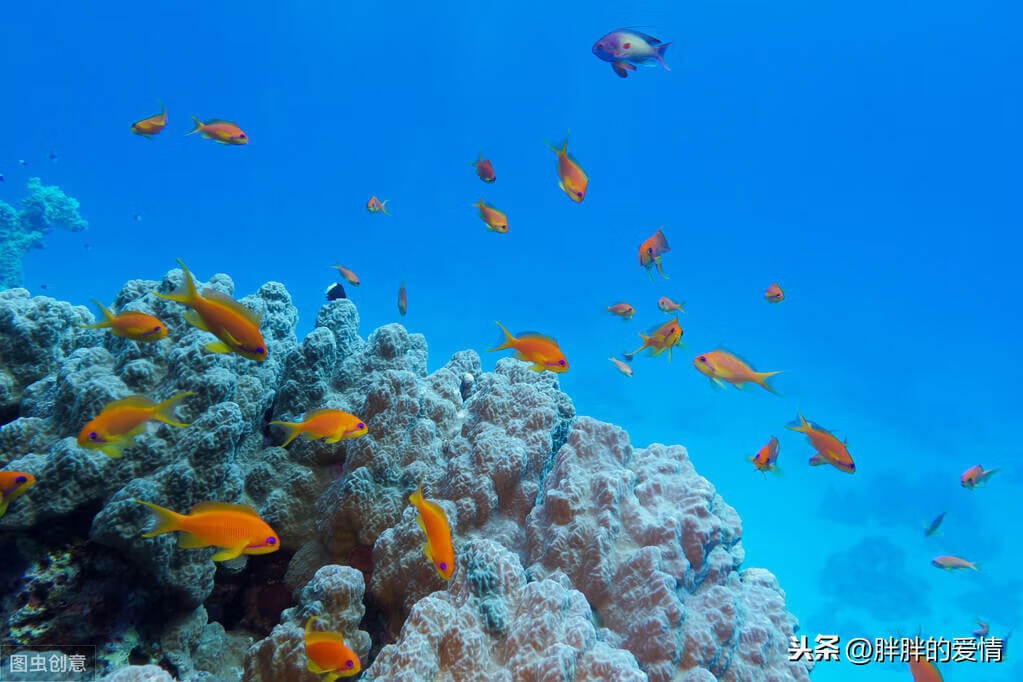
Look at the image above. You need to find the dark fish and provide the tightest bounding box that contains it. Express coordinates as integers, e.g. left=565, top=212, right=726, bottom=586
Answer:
left=134, top=214, right=143, bottom=222
left=326, top=283, right=346, bottom=301
left=18, top=160, right=27, bottom=166
left=923, top=511, right=945, bottom=537
left=49, top=152, right=58, bottom=162
left=40, top=284, right=48, bottom=290
left=0, top=173, right=5, bottom=182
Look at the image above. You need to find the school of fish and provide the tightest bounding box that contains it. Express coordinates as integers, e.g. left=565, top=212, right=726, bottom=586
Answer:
left=0, top=29, right=1007, bottom=679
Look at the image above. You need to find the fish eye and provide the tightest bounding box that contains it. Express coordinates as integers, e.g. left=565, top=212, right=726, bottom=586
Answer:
left=15, top=476, right=26, bottom=483
left=346, top=661, right=354, bottom=668
left=559, top=360, right=566, bottom=366
left=153, top=326, right=161, bottom=331
left=257, top=347, right=265, bottom=353
left=439, top=562, right=447, bottom=570
left=357, top=422, right=365, bottom=429
left=89, top=431, right=98, bottom=440
left=266, top=537, right=276, bottom=545
left=698, top=357, right=706, bottom=362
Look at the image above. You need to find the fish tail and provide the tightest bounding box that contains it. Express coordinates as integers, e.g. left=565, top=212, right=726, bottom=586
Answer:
left=544, top=131, right=568, bottom=154
left=268, top=420, right=304, bottom=447
left=152, top=260, right=199, bottom=304
left=187, top=116, right=203, bottom=135
left=654, top=42, right=672, bottom=70
left=756, top=371, right=783, bottom=395
left=487, top=322, right=516, bottom=352
left=381, top=199, right=389, bottom=215
left=152, top=391, right=196, bottom=427
left=409, top=484, right=425, bottom=508
left=156, top=97, right=166, bottom=114
left=629, top=335, right=650, bottom=357
left=135, top=499, right=182, bottom=537
left=78, top=300, right=115, bottom=329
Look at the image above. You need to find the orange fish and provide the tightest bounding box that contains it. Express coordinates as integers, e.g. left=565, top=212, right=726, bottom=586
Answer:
left=269, top=409, right=367, bottom=447
left=78, top=392, right=195, bottom=458
left=473, top=152, right=496, bottom=183
left=908, top=657, right=944, bottom=682
left=397, top=282, right=407, bottom=316
left=657, top=296, right=685, bottom=313
left=546, top=132, right=588, bottom=202
left=304, top=616, right=361, bottom=680
left=931, top=555, right=978, bottom=571
left=609, top=355, right=633, bottom=377
left=153, top=260, right=267, bottom=361
left=366, top=196, right=389, bottom=214
left=765, top=283, right=784, bottom=303
left=786, top=414, right=855, bottom=474
left=607, top=302, right=635, bottom=320
left=131, top=98, right=167, bottom=138
left=961, top=464, right=999, bottom=489
left=135, top=499, right=279, bottom=562
left=332, top=265, right=360, bottom=286
left=693, top=350, right=781, bottom=394
left=747, top=436, right=780, bottom=478
left=638, top=229, right=670, bottom=281
left=78, top=300, right=168, bottom=342
left=473, top=198, right=508, bottom=233
left=626, top=317, right=682, bottom=361
left=0, top=471, right=36, bottom=518
left=409, top=484, right=455, bottom=580
left=487, top=322, right=568, bottom=372
left=187, top=117, right=248, bottom=144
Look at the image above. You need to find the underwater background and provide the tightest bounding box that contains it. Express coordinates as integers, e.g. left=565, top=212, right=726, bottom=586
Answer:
left=2, top=1, right=1021, bottom=680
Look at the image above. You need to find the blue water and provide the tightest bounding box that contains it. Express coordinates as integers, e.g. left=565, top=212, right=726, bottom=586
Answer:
left=3, top=2, right=1021, bottom=680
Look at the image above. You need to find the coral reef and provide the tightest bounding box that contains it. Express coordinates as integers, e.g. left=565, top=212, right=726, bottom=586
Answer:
left=0, top=177, right=88, bottom=289
left=0, top=268, right=810, bottom=681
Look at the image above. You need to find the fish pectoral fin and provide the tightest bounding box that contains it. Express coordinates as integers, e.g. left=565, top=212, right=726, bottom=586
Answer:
left=211, top=543, right=247, bottom=561
left=423, top=543, right=435, bottom=564
left=612, top=62, right=630, bottom=78
left=221, top=328, right=243, bottom=346
left=204, top=341, right=233, bottom=354
left=177, top=532, right=209, bottom=549
left=324, top=435, right=342, bottom=443
left=183, top=309, right=210, bottom=331
left=306, top=659, right=330, bottom=674
left=100, top=441, right=130, bottom=458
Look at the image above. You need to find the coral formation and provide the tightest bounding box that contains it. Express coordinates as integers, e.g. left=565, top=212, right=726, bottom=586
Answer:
left=0, top=268, right=810, bottom=680
left=0, top=177, right=88, bottom=289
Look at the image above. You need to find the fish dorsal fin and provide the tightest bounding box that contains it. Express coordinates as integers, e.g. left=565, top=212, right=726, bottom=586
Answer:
left=304, top=408, right=343, bottom=420
left=190, top=501, right=260, bottom=517
left=646, top=317, right=678, bottom=336
left=202, top=119, right=234, bottom=126
left=305, top=631, right=347, bottom=646
left=517, top=331, right=558, bottom=345
left=201, top=289, right=261, bottom=326
left=105, top=396, right=156, bottom=411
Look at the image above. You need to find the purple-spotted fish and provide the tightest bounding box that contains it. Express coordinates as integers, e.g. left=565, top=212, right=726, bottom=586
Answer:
left=592, top=29, right=671, bottom=78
